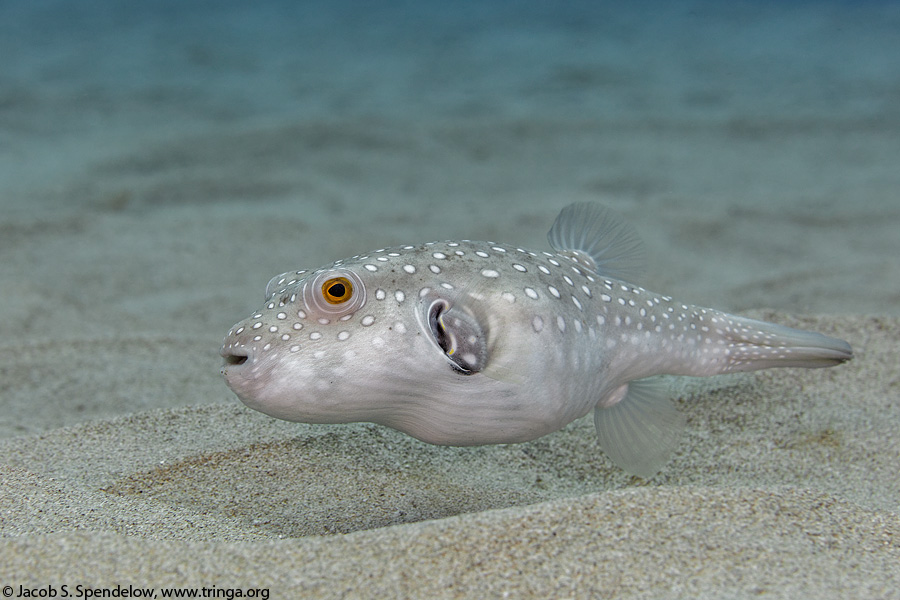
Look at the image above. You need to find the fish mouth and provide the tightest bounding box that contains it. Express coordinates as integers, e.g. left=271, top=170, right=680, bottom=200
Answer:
left=220, top=345, right=250, bottom=372
left=219, top=344, right=262, bottom=403
left=222, top=350, right=248, bottom=367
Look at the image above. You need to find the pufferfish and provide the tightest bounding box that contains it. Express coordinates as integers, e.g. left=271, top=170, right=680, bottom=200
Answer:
left=221, top=203, right=852, bottom=477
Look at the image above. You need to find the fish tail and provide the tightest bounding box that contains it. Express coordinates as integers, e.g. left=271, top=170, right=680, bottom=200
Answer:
left=718, top=314, right=853, bottom=373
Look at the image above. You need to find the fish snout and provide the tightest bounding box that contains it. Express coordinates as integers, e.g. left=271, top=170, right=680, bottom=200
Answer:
left=219, top=338, right=268, bottom=405
left=219, top=326, right=257, bottom=380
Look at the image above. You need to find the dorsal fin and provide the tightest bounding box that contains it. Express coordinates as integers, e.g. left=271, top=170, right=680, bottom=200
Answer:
left=547, top=202, right=646, bottom=281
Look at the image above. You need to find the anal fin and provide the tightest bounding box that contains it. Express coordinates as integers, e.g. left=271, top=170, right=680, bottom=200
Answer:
left=593, top=378, right=685, bottom=478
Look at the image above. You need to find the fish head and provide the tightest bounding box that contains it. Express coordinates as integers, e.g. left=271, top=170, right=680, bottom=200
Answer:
left=220, top=248, right=503, bottom=441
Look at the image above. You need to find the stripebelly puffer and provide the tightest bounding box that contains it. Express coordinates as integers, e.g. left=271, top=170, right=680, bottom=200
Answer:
left=221, top=203, right=852, bottom=477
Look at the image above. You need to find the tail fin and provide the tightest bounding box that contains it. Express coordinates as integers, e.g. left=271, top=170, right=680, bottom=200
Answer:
left=721, top=315, right=853, bottom=373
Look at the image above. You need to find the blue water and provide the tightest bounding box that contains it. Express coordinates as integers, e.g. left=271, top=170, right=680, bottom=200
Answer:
left=1, top=0, right=898, bottom=321
left=5, top=1, right=897, bottom=126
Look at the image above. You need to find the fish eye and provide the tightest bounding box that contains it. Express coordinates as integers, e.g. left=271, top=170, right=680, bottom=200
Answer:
left=303, top=268, right=367, bottom=317
left=322, top=277, right=353, bottom=304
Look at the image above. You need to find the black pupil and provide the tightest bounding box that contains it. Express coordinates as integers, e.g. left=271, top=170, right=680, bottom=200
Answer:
left=328, top=282, right=346, bottom=297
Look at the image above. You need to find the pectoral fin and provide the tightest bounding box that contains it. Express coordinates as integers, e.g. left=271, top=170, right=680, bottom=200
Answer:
left=418, top=286, right=527, bottom=384
left=427, top=299, right=488, bottom=374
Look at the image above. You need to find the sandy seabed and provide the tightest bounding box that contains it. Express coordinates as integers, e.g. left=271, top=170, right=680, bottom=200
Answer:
left=2, top=314, right=899, bottom=597
left=2, top=1, right=899, bottom=597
